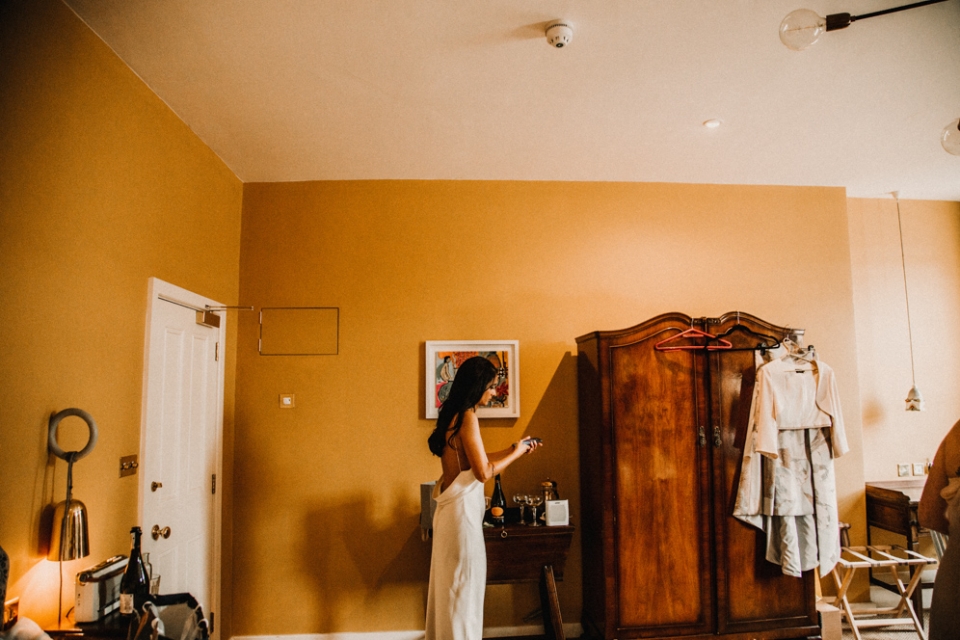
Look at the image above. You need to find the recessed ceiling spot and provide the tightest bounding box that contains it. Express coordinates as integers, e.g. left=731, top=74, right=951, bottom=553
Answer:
left=703, top=119, right=722, bottom=129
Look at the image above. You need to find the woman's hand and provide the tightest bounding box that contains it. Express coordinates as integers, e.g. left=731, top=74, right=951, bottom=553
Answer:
left=515, top=436, right=543, bottom=455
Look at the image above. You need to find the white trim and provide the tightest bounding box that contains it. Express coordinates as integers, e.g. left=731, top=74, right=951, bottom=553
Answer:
left=229, top=622, right=583, bottom=640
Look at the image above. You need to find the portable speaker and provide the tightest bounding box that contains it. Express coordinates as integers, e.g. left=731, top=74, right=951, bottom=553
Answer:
left=544, top=499, right=569, bottom=526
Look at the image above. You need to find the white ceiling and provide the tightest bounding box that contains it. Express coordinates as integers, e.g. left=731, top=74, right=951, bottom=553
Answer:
left=62, top=0, right=960, bottom=200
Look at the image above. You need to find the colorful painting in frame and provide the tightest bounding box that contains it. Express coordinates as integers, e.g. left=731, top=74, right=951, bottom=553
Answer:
left=425, top=341, right=519, bottom=419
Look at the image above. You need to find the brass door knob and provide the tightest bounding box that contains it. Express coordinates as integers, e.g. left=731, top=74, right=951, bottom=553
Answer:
left=151, top=525, right=171, bottom=540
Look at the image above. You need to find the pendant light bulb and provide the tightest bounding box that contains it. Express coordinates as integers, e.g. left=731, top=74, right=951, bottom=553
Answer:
left=906, top=385, right=925, bottom=412
left=779, top=9, right=826, bottom=50
left=941, top=118, right=960, bottom=156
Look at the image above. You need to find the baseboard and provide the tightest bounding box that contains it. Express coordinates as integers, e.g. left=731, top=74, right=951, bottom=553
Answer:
left=231, top=622, right=582, bottom=640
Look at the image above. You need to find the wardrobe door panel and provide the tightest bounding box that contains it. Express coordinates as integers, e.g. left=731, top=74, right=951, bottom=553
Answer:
left=610, top=337, right=713, bottom=634
left=710, top=317, right=818, bottom=633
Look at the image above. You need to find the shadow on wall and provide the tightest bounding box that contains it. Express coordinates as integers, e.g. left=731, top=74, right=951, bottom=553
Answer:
left=301, top=491, right=430, bottom=633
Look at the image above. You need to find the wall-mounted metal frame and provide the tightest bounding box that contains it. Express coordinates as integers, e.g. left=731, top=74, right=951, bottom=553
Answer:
left=259, top=307, right=340, bottom=356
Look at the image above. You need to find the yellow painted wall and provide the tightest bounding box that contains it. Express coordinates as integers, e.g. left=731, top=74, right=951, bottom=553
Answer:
left=0, top=0, right=243, bottom=630
left=234, top=180, right=868, bottom=634
left=848, top=198, right=960, bottom=480
left=3, top=1, right=958, bottom=636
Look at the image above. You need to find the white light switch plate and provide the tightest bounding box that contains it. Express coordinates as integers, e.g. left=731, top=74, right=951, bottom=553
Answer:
left=913, top=462, right=926, bottom=476
left=898, top=463, right=910, bottom=477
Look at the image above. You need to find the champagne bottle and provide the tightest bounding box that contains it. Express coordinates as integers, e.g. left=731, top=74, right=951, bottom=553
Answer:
left=490, top=474, right=506, bottom=525
left=119, top=526, right=149, bottom=616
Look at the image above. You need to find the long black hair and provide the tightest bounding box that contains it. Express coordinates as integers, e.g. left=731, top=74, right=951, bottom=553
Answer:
left=427, top=355, right=498, bottom=457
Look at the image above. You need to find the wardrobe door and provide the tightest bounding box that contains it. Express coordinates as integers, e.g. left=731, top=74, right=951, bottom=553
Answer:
left=708, top=314, right=818, bottom=635
left=608, top=321, right=715, bottom=636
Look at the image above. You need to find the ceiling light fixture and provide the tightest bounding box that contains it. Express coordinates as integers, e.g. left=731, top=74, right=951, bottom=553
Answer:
left=779, top=0, right=949, bottom=50
left=703, top=119, right=722, bottom=129
left=942, top=118, right=960, bottom=155
left=892, top=192, right=924, bottom=412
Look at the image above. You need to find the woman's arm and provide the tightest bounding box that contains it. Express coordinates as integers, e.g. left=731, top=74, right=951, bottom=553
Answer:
left=459, top=410, right=539, bottom=483
left=920, top=439, right=950, bottom=534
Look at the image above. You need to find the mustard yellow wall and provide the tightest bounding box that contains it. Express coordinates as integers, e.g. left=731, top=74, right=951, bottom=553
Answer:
left=4, top=2, right=958, bottom=636
left=848, top=198, right=960, bottom=481
left=234, top=180, right=867, bottom=634
left=0, top=0, right=243, bottom=630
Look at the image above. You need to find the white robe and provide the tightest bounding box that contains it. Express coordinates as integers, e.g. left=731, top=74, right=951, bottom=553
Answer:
left=425, top=470, right=486, bottom=640
left=733, top=354, right=848, bottom=577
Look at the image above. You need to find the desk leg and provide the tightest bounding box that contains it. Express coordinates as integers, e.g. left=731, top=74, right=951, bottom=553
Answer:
left=539, top=565, right=565, bottom=640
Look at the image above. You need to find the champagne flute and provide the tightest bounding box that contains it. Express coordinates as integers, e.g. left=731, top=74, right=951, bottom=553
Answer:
left=513, top=493, right=528, bottom=525
left=527, top=494, right=543, bottom=526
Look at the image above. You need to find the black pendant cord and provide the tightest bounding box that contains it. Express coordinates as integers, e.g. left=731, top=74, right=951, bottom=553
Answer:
left=827, top=0, right=949, bottom=30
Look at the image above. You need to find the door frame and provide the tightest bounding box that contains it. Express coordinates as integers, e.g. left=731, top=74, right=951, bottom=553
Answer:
left=139, top=277, right=225, bottom=637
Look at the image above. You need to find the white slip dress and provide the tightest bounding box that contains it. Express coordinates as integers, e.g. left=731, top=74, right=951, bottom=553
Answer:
left=425, top=443, right=486, bottom=640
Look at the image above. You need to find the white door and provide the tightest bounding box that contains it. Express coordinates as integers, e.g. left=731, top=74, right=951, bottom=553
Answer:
left=139, top=278, right=224, bottom=639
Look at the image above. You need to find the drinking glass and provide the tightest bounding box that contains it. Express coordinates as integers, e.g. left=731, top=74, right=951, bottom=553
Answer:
left=513, top=493, right=528, bottom=524
left=527, top=494, right=544, bottom=526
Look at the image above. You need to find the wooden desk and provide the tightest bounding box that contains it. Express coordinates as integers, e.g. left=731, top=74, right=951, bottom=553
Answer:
left=864, top=479, right=930, bottom=612
left=484, top=523, right=574, bottom=640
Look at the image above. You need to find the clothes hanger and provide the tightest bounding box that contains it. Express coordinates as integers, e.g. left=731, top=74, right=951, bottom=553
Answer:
left=712, top=323, right=781, bottom=353
left=779, top=338, right=816, bottom=371
left=654, top=326, right=733, bottom=351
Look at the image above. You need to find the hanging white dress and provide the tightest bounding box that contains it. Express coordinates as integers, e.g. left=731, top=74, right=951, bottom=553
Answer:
left=733, top=354, right=848, bottom=577
left=425, top=469, right=486, bottom=640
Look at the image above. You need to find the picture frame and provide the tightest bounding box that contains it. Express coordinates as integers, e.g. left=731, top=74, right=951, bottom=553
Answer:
left=425, top=340, right=519, bottom=419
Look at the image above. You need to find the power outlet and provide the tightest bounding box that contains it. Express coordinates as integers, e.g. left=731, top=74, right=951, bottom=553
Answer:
left=897, top=463, right=910, bottom=477
left=279, top=394, right=295, bottom=409
left=913, top=462, right=926, bottom=476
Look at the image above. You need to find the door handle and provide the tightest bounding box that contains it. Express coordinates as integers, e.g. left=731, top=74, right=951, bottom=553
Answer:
left=698, top=426, right=706, bottom=448
left=713, top=426, right=723, bottom=448
left=151, top=481, right=163, bottom=492
left=152, top=525, right=171, bottom=540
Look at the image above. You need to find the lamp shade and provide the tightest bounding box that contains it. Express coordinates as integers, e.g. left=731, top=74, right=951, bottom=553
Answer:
left=905, top=385, right=925, bottom=412
left=48, top=499, right=90, bottom=561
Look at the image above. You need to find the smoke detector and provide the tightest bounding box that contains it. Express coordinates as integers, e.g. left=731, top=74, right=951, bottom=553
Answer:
left=545, top=21, right=573, bottom=48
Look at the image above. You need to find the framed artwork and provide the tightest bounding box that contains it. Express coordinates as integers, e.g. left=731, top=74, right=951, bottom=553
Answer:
left=425, top=341, right=519, bottom=419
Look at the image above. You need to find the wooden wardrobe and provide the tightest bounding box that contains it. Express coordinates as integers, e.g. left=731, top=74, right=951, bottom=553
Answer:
left=576, top=312, right=819, bottom=640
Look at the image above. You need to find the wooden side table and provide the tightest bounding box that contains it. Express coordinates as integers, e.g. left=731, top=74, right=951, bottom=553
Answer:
left=484, top=523, right=575, bottom=640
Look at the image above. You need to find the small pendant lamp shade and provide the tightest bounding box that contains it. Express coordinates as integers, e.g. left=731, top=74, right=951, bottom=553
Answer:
left=48, top=499, right=90, bottom=561
left=905, top=385, right=925, bottom=412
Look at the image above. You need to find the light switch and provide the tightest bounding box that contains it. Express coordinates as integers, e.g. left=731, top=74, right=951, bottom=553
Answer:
left=897, top=463, right=910, bottom=477
left=912, top=462, right=926, bottom=476
left=279, top=394, right=295, bottom=408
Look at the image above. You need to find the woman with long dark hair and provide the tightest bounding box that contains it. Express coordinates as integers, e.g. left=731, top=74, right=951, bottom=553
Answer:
left=425, top=355, right=541, bottom=640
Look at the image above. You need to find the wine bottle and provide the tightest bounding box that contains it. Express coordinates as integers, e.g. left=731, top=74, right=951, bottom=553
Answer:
left=490, top=474, right=506, bottom=525
left=119, top=526, right=149, bottom=616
